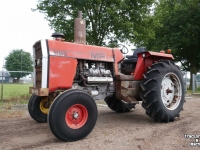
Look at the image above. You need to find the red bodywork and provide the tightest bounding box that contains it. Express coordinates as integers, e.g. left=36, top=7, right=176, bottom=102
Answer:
left=47, top=40, right=124, bottom=92
left=33, top=39, right=174, bottom=94
left=134, top=51, right=174, bottom=80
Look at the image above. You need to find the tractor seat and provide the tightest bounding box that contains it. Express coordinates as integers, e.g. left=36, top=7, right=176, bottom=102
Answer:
left=123, top=47, right=146, bottom=64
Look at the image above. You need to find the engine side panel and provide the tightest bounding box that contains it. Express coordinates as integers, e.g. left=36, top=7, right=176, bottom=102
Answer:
left=48, top=57, right=77, bottom=92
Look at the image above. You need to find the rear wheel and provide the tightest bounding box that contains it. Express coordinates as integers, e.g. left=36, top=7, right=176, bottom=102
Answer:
left=28, top=95, right=51, bottom=123
left=48, top=89, right=97, bottom=141
left=140, top=60, right=185, bottom=122
left=104, top=95, right=135, bottom=113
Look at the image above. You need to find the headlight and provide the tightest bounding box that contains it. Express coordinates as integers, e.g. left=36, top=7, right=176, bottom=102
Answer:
left=35, top=58, right=42, bottom=66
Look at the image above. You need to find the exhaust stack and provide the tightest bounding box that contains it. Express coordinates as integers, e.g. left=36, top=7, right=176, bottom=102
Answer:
left=74, top=11, right=86, bottom=44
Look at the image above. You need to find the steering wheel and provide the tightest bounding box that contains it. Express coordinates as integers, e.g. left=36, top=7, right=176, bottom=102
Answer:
left=117, top=44, right=129, bottom=54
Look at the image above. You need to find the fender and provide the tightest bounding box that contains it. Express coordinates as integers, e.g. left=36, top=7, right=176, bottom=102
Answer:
left=134, top=51, right=174, bottom=80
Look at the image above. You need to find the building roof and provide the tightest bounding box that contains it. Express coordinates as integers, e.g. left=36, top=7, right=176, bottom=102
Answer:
left=0, top=71, right=10, bottom=77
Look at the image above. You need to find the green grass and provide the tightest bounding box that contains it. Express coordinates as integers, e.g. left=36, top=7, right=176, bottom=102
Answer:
left=0, top=83, right=200, bottom=108
left=186, top=86, right=200, bottom=94
left=0, top=84, right=32, bottom=106
left=187, top=90, right=200, bottom=94
left=0, top=83, right=32, bottom=99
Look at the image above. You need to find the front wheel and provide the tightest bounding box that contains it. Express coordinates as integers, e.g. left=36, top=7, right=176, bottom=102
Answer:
left=48, top=89, right=97, bottom=141
left=28, top=95, right=51, bottom=123
left=140, top=60, right=185, bottom=122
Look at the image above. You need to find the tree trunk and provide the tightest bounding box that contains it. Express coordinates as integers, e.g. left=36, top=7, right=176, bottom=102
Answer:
left=189, top=73, right=192, bottom=90
left=13, top=78, right=20, bottom=83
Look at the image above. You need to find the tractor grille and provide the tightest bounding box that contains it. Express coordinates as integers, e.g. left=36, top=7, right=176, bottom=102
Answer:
left=34, top=41, right=42, bottom=88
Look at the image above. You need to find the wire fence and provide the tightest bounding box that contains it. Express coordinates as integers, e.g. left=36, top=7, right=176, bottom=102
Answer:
left=0, top=70, right=200, bottom=101
left=183, top=72, right=200, bottom=91
left=0, top=70, right=33, bottom=101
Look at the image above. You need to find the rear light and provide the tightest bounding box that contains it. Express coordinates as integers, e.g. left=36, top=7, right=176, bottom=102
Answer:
left=167, top=49, right=171, bottom=54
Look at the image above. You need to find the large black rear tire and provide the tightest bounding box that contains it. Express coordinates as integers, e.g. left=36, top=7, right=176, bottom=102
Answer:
left=48, top=89, right=97, bottom=142
left=104, top=95, right=135, bottom=113
left=140, top=60, right=185, bottom=122
left=28, top=95, right=49, bottom=123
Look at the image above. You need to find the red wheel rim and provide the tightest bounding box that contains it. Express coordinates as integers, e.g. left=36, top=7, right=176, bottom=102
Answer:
left=65, top=104, right=88, bottom=129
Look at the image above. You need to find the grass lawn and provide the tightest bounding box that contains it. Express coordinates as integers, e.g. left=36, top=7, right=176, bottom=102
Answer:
left=0, top=83, right=32, bottom=107
left=0, top=83, right=199, bottom=108
left=187, top=90, right=200, bottom=94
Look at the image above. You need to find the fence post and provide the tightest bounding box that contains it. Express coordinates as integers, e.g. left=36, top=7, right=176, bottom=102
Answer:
left=1, top=68, right=3, bottom=101
left=192, top=74, right=196, bottom=93
left=185, top=72, right=187, bottom=93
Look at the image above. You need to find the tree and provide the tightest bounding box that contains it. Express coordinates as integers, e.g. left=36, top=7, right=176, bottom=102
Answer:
left=134, top=0, right=200, bottom=89
left=34, top=0, right=155, bottom=46
left=5, top=49, right=33, bottom=83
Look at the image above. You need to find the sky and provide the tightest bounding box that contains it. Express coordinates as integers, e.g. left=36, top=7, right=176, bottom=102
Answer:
left=0, top=0, right=53, bottom=69
left=0, top=0, right=136, bottom=72
left=0, top=0, right=190, bottom=80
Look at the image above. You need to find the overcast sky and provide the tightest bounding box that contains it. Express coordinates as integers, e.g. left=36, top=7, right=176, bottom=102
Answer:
left=0, top=0, right=136, bottom=71
left=0, top=0, right=53, bottom=69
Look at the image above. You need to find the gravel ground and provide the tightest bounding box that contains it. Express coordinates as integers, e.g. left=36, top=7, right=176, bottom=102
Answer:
left=0, top=96, right=199, bottom=150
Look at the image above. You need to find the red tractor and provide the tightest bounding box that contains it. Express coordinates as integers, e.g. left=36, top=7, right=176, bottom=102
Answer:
left=29, top=33, right=185, bottom=142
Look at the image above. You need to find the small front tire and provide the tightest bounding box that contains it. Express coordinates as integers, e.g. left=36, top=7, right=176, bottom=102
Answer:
left=28, top=95, right=50, bottom=123
left=48, top=89, right=97, bottom=141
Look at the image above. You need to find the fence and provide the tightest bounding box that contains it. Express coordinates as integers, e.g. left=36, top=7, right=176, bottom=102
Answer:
left=1, top=70, right=200, bottom=101
left=181, top=72, right=200, bottom=92
left=0, top=70, right=33, bottom=101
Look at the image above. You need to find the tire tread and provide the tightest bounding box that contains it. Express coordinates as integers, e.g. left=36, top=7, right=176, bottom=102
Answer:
left=140, top=60, right=185, bottom=122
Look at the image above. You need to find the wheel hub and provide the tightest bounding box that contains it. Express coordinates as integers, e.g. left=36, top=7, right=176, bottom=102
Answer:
left=161, top=73, right=182, bottom=110
left=161, top=77, right=175, bottom=105
left=65, top=104, right=88, bottom=129
left=166, top=88, right=173, bottom=94
left=73, top=112, right=79, bottom=119
left=39, top=97, right=52, bottom=114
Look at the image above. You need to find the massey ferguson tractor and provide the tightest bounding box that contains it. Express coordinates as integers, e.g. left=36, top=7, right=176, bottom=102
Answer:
left=28, top=13, right=185, bottom=142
